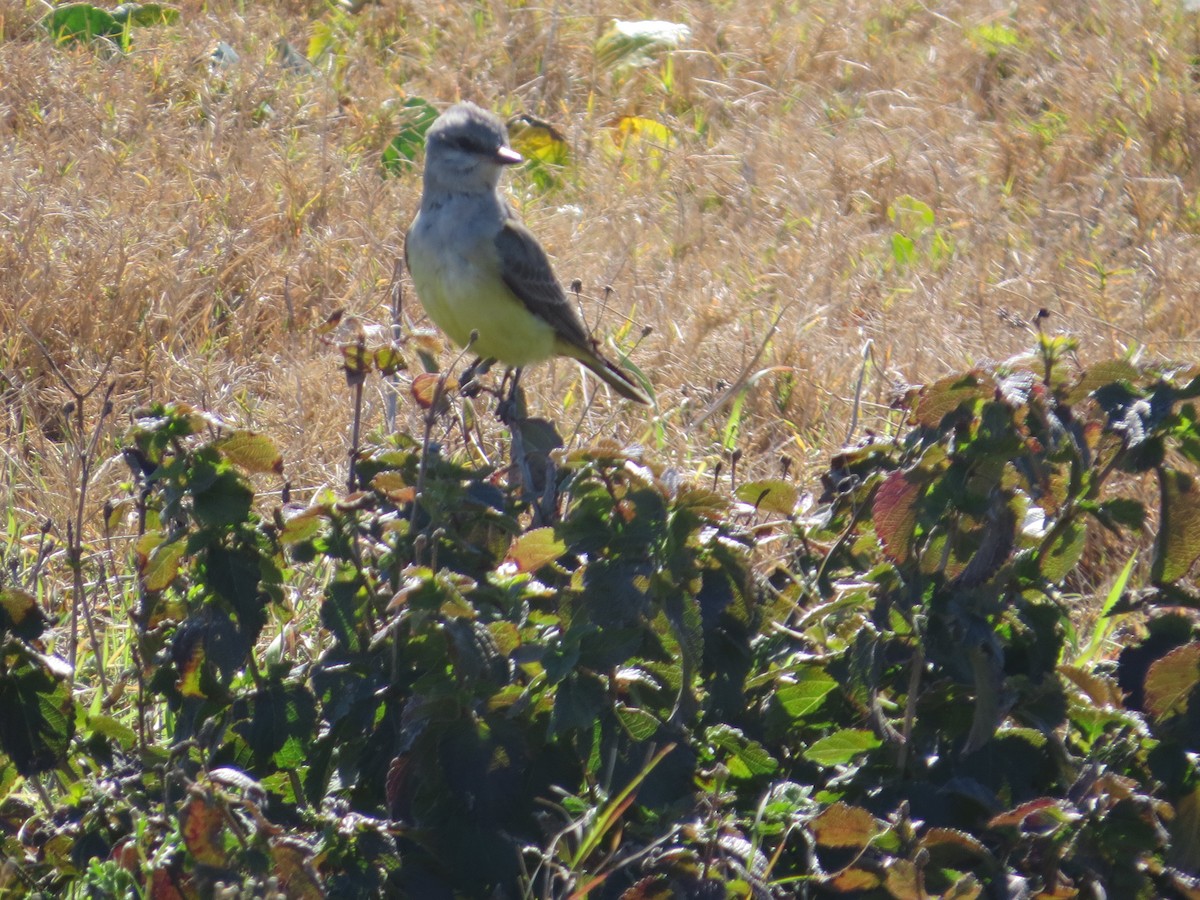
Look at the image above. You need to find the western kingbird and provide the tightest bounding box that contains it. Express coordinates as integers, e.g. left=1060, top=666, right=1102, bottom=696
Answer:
left=404, top=102, right=651, bottom=405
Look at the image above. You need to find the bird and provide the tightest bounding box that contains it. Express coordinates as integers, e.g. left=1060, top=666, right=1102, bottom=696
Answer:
left=404, top=101, right=651, bottom=405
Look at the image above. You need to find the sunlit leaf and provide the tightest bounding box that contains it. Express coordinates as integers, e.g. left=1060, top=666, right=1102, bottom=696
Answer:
left=507, top=117, right=563, bottom=159
left=616, top=704, right=660, bottom=740
left=914, top=372, right=986, bottom=427
left=987, top=797, right=1062, bottom=830
left=41, top=3, right=121, bottom=45
left=0, top=588, right=46, bottom=640
left=1039, top=518, right=1087, bottom=583
left=216, top=430, right=284, bottom=475
left=774, top=671, right=837, bottom=720
left=803, top=728, right=881, bottom=766
left=411, top=372, right=456, bottom=409
left=373, top=344, right=407, bottom=375
left=595, top=19, right=690, bottom=69
left=508, top=527, right=566, bottom=572
left=279, top=504, right=329, bottom=544
left=139, top=535, right=186, bottom=592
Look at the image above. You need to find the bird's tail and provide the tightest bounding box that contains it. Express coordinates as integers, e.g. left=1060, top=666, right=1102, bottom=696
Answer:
left=560, top=341, right=651, bottom=405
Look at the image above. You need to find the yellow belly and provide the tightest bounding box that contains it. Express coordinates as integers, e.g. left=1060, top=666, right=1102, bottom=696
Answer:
left=408, top=233, right=557, bottom=366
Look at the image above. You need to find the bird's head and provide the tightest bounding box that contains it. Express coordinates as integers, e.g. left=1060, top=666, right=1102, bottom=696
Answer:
left=422, top=102, right=524, bottom=194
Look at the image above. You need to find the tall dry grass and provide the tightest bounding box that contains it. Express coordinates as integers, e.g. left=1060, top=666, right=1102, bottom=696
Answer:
left=2, top=0, right=1200, bottom=545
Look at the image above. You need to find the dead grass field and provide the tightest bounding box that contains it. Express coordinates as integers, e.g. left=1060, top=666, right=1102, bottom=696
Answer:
left=3, top=0, right=1200, bottom=545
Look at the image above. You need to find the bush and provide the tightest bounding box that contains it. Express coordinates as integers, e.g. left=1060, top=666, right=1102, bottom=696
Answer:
left=2, top=336, right=1200, bottom=898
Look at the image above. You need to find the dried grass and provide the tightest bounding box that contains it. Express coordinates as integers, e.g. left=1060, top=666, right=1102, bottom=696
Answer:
left=2, top=0, right=1199, bottom=539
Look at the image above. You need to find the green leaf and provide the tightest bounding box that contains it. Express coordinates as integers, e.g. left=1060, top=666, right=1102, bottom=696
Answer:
left=889, top=195, right=936, bottom=231
left=87, top=713, right=137, bottom=750
left=735, top=479, right=797, bottom=516
left=1153, top=467, right=1200, bottom=584
left=41, top=3, right=121, bottom=45
left=0, top=648, right=75, bottom=776
left=381, top=97, right=439, bottom=176
left=1039, top=519, right=1087, bottom=583
left=706, top=724, right=778, bottom=778
left=139, top=534, right=186, bottom=592
left=111, top=3, right=179, bottom=26
left=803, top=729, right=881, bottom=767
left=192, top=469, right=254, bottom=528
left=615, top=704, right=659, bottom=741
left=774, top=670, right=838, bottom=721
left=891, top=232, right=916, bottom=267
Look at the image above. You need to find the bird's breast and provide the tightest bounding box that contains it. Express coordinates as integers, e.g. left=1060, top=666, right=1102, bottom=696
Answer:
left=407, top=205, right=556, bottom=366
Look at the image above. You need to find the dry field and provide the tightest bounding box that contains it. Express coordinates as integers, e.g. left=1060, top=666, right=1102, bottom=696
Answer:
left=2, top=0, right=1199, bottom=544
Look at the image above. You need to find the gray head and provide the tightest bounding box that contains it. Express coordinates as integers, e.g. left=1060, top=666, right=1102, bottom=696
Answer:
left=422, top=102, right=523, bottom=195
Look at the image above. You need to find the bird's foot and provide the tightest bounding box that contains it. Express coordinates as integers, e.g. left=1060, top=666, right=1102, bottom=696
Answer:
left=459, top=357, right=496, bottom=398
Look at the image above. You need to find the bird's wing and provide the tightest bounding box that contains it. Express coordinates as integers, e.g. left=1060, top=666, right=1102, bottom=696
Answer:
left=494, top=219, right=592, bottom=350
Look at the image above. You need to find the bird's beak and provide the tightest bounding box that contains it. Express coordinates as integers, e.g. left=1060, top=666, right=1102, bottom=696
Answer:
left=496, top=146, right=524, bottom=166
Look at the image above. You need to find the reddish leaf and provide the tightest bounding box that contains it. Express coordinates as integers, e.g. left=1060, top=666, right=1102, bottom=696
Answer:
left=179, top=790, right=227, bottom=867
left=410, top=372, right=456, bottom=409
left=987, top=797, right=1061, bottom=830
left=1144, top=641, right=1200, bottom=720
left=873, top=470, right=923, bottom=564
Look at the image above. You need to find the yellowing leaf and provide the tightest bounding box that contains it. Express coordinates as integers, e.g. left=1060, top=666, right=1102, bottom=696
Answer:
left=884, top=859, right=922, bottom=900
left=608, top=115, right=674, bottom=151
left=0, top=588, right=40, bottom=628
left=280, top=505, right=329, bottom=544
left=411, top=372, right=456, bottom=409
left=809, top=802, right=882, bottom=849
left=508, top=527, right=566, bottom=572
left=140, top=535, right=186, bottom=592
left=374, top=345, right=407, bottom=375
left=508, top=115, right=569, bottom=167
left=215, top=430, right=283, bottom=475
left=370, top=471, right=414, bottom=503
left=177, top=641, right=206, bottom=699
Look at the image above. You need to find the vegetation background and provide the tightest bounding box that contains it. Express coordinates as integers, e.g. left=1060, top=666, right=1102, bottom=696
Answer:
left=3, top=0, right=1200, bottom=896
left=5, top=0, right=1198, bottom=513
